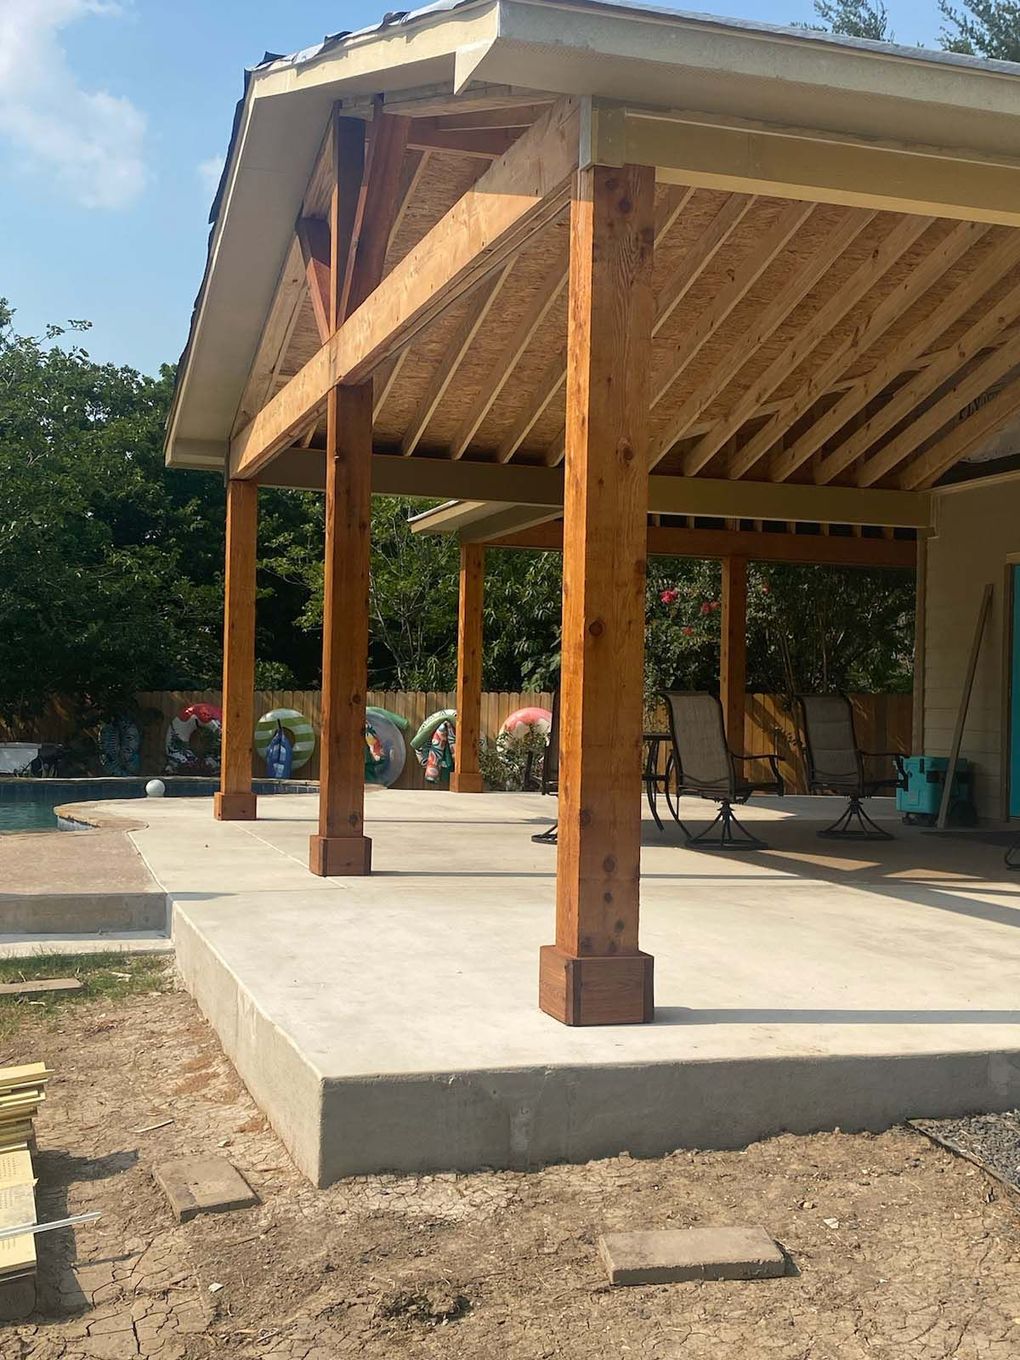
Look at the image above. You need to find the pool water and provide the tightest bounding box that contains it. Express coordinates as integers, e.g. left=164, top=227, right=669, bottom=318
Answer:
left=0, top=777, right=317, bottom=833
left=0, top=800, right=60, bottom=833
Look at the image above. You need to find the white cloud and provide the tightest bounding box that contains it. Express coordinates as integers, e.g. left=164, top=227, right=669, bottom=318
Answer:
left=0, top=0, right=147, bottom=210
left=197, top=154, right=225, bottom=197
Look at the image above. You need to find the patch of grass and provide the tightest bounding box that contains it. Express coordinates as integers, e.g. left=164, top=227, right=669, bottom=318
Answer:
left=0, top=952, right=171, bottom=1039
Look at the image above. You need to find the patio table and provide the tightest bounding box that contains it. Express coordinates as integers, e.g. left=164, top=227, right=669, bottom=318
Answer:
left=643, top=730, right=689, bottom=835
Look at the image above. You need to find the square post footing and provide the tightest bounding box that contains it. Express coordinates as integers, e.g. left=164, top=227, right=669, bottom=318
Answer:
left=450, top=772, right=484, bottom=793
left=214, top=792, right=258, bottom=822
left=539, top=945, right=654, bottom=1025
left=309, top=835, right=373, bottom=877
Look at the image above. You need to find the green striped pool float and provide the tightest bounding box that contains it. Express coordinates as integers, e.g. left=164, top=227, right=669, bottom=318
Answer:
left=254, top=708, right=316, bottom=771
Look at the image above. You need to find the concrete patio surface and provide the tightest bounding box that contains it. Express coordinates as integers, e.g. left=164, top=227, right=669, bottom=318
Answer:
left=59, top=790, right=1020, bottom=1183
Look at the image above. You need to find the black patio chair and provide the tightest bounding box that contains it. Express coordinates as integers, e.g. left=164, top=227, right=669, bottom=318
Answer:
left=796, top=694, right=905, bottom=841
left=661, top=691, right=784, bottom=850
left=531, top=689, right=559, bottom=845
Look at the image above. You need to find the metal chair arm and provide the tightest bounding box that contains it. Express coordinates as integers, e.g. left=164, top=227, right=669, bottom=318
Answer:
left=732, top=751, right=785, bottom=796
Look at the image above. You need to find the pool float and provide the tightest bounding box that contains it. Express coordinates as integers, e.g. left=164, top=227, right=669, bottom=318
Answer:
left=422, top=719, right=455, bottom=783
left=500, top=706, right=552, bottom=743
left=254, top=707, right=316, bottom=772
left=265, top=722, right=293, bottom=779
left=98, top=716, right=140, bottom=776
left=411, top=709, right=457, bottom=754
left=364, top=713, right=406, bottom=787
left=367, top=705, right=410, bottom=734
left=164, top=702, right=222, bottom=775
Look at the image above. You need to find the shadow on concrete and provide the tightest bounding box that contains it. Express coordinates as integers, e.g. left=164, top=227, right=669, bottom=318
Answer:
left=655, top=1007, right=1020, bottom=1025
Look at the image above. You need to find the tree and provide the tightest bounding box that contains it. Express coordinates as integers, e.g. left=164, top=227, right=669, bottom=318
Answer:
left=938, top=0, right=1020, bottom=58
left=810, top=0, right=891, bottom=39
left=0, top=301, right=217, bottom=718
left=0, top=301, right=323, bottom=720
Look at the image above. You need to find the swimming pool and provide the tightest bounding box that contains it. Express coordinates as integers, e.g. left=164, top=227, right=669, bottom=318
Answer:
left=0, top=778, right=315, bottom=833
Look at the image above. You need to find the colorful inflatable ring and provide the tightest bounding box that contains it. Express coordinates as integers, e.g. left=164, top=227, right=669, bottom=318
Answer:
left=501, top=706, right=552, bottom=742
left=254, top=708, right=316, bottom=772
left=367, top=705, right=410, bottom=734
left=364, top=714, right=407, bottom=787
left=164, top=703, right=222, bottom=776
left=99, top=716, right=140, bottom=776
left=411, top=709, right=457, bottom=752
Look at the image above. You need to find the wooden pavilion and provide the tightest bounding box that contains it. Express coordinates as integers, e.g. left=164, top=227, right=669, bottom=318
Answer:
left=166, top=0, right=1020, bottom=1027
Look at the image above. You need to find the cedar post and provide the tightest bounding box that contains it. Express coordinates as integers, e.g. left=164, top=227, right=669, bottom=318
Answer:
left=538, top=163, right=656, bottom=1026
left=451, top=542, right=485, bottom=793
left=214, top=480, right=258, bottom=821
left=309, top=111, right=374, bottom=876
left=720, top=555, right=748, bottom=753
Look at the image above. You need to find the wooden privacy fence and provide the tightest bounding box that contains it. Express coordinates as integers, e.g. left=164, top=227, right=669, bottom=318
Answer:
left=4, top=690, right=912, bottom=794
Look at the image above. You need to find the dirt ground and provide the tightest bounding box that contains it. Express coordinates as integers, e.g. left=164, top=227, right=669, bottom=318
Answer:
left=5, top=971, right=1020, bottom=1360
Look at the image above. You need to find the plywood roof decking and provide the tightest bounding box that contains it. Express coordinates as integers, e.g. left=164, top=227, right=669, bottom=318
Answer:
left=265, top=125, right=1020, bottom=494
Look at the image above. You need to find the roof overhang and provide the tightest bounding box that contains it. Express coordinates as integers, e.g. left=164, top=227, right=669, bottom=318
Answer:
left=165, top=0, right=1020, bottom=476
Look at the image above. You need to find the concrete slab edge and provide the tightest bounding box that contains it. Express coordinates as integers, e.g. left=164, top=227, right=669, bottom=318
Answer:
left=316, top=1047, right=1020, bottom=1181
left=0, top=893, right=169, bottom=935
left=171, top=901, right=325, bottom=1183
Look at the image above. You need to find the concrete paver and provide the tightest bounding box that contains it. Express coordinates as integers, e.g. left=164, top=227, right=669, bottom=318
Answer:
left=598, top=1226, right=786, bottom=1283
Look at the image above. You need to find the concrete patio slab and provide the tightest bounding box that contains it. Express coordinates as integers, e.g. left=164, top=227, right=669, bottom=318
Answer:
left=61, top=790, right=1020, bottom=1184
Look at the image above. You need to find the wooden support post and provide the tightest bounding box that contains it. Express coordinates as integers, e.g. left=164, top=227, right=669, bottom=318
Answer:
left=451, top=543, right=485, bottom=793
left=309, top=107, right=374, bottom=876
left=309, top=382, right=374, bottom=875
left=720, top=556, right=748, bottom=753
left=214, top=480, right=258, bottom=821
left=539, top=163, right=656, bottom=1027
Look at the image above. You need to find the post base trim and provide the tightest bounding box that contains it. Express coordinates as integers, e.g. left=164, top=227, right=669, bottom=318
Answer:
left=539, top=945, right=654, bottom=1026
left=309, top=835, right=373, bottom=877
left=214, top=792, right=258, bottom=821
left=450, top=771, right=484, bottom=793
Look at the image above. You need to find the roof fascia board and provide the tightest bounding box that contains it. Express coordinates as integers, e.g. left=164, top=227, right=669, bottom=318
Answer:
left=468, top=1, right=1020, bottom=162
left=592, top=104, right=1020, bottom=227
left=166, top=4, right=500, bottom=468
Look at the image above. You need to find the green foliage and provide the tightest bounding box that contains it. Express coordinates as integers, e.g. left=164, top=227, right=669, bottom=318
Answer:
left=477, top=726, right=550, bottom=791
left=938, top=0, right=1020, bottom=57
left=0, top=952, right=170, bottom=1041
left=811, top=0, right=891, bottom=38
left=644, top=558, right=914, bottom=707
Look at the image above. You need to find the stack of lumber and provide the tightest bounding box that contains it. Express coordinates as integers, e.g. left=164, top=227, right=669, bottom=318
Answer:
left=0, top=1063, right=49, bottom=1290
left=0, top=1063, right=48, bottom=1152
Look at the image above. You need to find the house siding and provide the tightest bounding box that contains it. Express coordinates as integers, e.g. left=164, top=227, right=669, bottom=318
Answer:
left=923, top=478, right=1020, bottom=818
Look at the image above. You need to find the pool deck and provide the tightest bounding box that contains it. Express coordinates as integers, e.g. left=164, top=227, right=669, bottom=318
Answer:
left=55, top=789, right=1020, bottom=1183
left=1, top=827, right=170, bottom=950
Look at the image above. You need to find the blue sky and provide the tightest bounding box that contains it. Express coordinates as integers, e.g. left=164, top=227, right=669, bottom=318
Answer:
left=0, top=0, right=947, bottom=378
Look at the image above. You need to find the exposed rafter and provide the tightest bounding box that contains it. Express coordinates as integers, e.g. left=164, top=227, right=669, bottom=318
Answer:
left=650, top=198, right=815, bottom=415
left=863, top=330, right=1020, bottom=488
left=541, top=189, right=754, bottom=466
left=764, top=218, right=990, bottom=482
left=651, top=209, right=874, bottom=466
left=452, top=254, right=568, bottom=460
left=683, top=214, right=935, bottom=478
left=400, top=262, right=514, bottom=456
left=900, top=375, right=1020, bottom=489
left=504, top=189, right=746, bottom=467
left=814, top=242, right=1020, bottom=485
left=230, top=96, right=582, bottom=479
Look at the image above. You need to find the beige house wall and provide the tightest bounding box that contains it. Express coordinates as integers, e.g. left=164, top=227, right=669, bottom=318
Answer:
left=922, top=477, right=1020, bottom=818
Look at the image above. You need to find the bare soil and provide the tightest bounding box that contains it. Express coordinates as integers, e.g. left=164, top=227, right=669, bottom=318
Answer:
left=6, top=973, right=1020, bottom=1360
